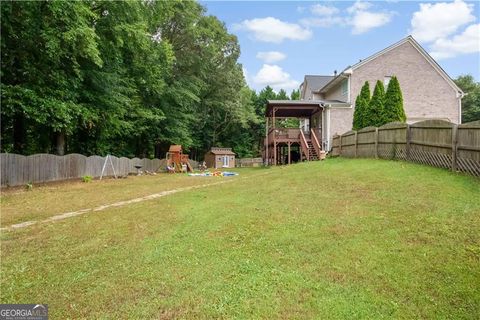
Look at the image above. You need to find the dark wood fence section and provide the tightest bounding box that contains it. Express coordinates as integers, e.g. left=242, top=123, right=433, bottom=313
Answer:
left=236, top=157, right=263, bottom=167
left=0, top=154, right=169, bottom=187
left=331, top=120, right=480, bottom=177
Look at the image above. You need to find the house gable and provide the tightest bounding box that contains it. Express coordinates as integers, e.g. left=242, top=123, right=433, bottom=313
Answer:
left=351, top=36, right=463, bottom=96
left=348, top=37, right=462, bottom=124
left=301, top=75, right=334, bottom=100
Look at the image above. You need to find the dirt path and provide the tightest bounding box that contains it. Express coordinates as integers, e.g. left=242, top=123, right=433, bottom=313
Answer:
left=1, top=171, right=271, bottom=232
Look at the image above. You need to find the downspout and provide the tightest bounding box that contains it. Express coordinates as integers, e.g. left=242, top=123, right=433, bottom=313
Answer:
left=325, top=105, right=331, bottom=151
left=457, top=91, right=465, bottom=124
left=347, top=75, right=351, bottom=103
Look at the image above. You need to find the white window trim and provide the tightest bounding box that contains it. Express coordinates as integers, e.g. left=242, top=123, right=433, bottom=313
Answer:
left=341, top=79, right=348, bottom=96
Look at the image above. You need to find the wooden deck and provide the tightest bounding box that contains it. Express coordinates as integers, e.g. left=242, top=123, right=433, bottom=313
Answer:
left=263, top=100, right=325, bottom=166
left=265, top=128, right=322, bottom=165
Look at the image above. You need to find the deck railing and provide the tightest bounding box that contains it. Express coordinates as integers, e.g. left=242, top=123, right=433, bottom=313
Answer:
left=267, top=128, right=302, bottom=142
left=311, top=128, right=322, bottom=156
left=268, top=128, right=311, bottom=143
left=299, top=130, right=310, bottom=160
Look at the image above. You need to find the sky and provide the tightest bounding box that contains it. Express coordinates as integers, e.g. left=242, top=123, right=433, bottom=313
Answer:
left=202, top=0, right=480, bottom=92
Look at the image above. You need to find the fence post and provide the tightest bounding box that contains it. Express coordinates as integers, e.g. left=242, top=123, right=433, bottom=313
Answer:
left=452, top=124, right=458, bottom=172
left=374, top=127, right=379, bottom=159
left=354, top=131, right=358, bottom=158
left=406, top=124, right=411, bottom=161
left=338, top=135, right=342, bottom=156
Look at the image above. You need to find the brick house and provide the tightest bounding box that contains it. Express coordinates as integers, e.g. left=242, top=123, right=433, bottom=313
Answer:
left=298, top=35, right=464, bottom=151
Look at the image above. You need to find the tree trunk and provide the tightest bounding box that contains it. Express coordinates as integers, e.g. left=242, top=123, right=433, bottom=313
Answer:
left=55, top=130, right=66, bottom=155
left=13, top=113, right=26, bottom=154
left=154, top=143, right=162, bottom=159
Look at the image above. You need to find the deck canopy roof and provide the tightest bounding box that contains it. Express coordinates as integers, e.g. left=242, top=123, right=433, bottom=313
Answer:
left=266, top=100, right=349, bottom=117
left=266, top=100, right=323, bottom=118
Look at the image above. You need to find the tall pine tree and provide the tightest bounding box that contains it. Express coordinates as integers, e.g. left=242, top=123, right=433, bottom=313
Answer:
left=290, top=89, right=300, bottom=100
left=366, top=80, right=386, bottom=127
left=352, top=81, right=371, bottom=130
left=384, top=76, right=406, bottom=123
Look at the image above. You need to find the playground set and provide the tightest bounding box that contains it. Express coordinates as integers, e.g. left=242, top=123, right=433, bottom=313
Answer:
left=166, top=144, right=239, bottom=177
left=166, top=145, right=194, bottom=173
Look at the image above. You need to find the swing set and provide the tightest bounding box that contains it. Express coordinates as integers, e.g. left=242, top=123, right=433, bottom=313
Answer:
left=166, top=145, right=193, bottom=173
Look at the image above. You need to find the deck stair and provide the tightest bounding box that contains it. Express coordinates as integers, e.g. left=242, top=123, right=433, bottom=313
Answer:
left=306, top=140, right=318, bottom=160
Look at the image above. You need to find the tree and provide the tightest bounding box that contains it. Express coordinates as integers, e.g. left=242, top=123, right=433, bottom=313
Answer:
left=365, top=80, right=386, bottom=127
left=1, top=0, right=254, bottom=159
left=1, top=1, right=102, bottom=155
left=276, top=89, right=289, bottom=100
left=352, top=81, right=371, bottom=130
left=290, top=89, right=300, bottom=100
left=384, top=76, right=406, bottom=123
left=455, top=75, right=480, bottom=123
left=250, top=86, right=277, bottom=154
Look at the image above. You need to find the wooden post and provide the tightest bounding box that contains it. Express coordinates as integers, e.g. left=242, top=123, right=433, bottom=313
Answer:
left=374, top=128, right=379, bottom=159
left=288, top=142, right=291, bottom=165
left=265, top=117, right=268, bottom=165
left=354, top=131, right=358, bottom=158
left=406, top=124, right=411, bottom=161
left=452, top=124, right=458, bottom=172
left=273, top=142, right=277, bottom=166
left=273, top=108, right=276, bottom=129
left=339, top=134, right=342, bottom=156
left=280, top=144, right=283, bottom=165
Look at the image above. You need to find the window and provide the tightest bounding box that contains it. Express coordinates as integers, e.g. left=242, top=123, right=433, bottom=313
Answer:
left=341, top=79, right=348, bottom=95
left=384, top=76, right=392, bottom=87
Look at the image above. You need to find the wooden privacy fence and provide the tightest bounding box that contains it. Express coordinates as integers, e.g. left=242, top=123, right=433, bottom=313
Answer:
left=236, top=157, right=263, bottom=167
left=331, top=120, right=480, bottom=177
left=0, top=154, right=171, bottom=187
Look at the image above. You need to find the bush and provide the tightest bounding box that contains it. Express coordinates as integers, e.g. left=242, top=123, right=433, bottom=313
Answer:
left=366, top=80, right=386, bottom=127
left=82, top=175, right=93, bottom=183
left=384, top=76, right=406, bottom=123
left=352, top=81, right=371, bottom=130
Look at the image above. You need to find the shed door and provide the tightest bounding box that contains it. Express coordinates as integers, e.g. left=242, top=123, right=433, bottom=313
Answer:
left=223, top=155, right=229, bottom=167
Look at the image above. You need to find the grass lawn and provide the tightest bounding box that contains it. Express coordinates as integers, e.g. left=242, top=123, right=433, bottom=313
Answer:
left=0, top=168, right=261, bottom=226
left=1, top=158, right=479, bottom=319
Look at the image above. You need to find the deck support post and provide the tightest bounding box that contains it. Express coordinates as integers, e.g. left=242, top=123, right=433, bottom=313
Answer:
left=273, top=108, right=276, bottom=129
left=273, top=142, right=277, bottom=166
left=265, top=117, right=269, bottom=165
left=288, top=142, right=291, bottom=165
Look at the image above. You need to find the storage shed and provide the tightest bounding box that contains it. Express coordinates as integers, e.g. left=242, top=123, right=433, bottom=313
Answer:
left=204, top=147, right=236, bottom=169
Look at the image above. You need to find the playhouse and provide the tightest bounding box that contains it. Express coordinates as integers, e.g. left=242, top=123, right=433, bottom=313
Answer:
left=204, top=147, right=236, bottom=169
left=166, top=145, right=193, bottom=173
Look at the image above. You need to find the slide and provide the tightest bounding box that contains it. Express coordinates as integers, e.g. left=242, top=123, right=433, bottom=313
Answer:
left=185, top=161, right=194, bottom=172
